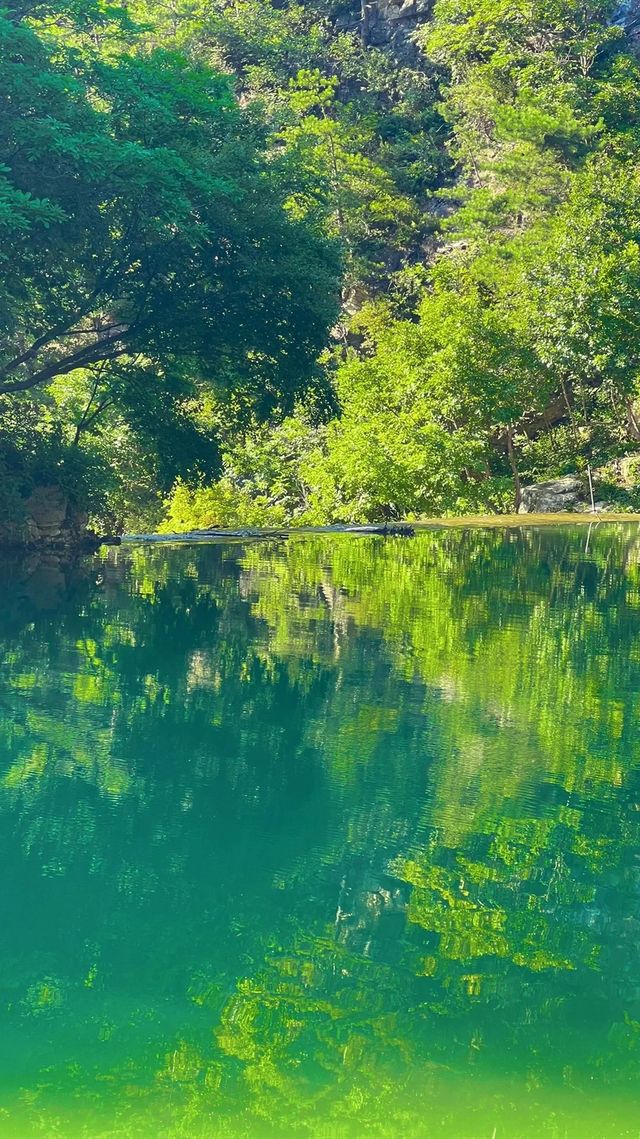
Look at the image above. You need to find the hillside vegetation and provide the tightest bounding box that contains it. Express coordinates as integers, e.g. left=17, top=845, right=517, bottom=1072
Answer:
left=3, top=0, right=640, bottom=535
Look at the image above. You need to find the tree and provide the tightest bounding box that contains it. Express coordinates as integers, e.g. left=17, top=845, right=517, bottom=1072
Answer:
left=278, top=68, right=419, bottom=286
left=423, top=0, right=621, bottom=235
left=135, top=0, right=450, bottom=290
left=0, top=8, right=339, bottom=414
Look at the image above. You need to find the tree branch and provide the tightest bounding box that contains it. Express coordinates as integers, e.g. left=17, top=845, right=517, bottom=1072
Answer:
left=0, top=333, right=130, bottom=395
left=73, top=364, right=105, bottom=445
left=0, top=260, right=127, bottom=382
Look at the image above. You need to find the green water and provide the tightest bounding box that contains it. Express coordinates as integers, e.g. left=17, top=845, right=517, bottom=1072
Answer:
left=1, top=527, right=640, bottom=1138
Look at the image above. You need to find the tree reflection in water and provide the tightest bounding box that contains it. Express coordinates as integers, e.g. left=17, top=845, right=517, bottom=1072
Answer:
left=1, top=528, right=640, bottom=1137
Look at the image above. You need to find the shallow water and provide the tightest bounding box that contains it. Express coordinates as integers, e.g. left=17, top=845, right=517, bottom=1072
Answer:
left=1, top=527, right=640, bottom=1138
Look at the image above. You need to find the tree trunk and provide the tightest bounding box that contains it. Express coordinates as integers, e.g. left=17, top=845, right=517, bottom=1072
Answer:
left=360, top=0, right=371, bottom=45
left=626, top=397, right=640, bottom=441
left=506, top=424, right=522, bottom=512
left=559, top=376, right=581, bottom=447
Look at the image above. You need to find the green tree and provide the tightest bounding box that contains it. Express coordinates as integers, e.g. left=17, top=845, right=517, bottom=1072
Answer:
left=0, top=8, right=339, bottom=418
left=278, top=68, right=419, bottom=285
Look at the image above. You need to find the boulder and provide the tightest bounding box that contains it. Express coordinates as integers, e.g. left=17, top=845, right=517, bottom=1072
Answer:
left=518, top=475, right=584, bottom=514
left=0, top=482, right=93, bottom=548
left=24, top=485, right=69, bottom=540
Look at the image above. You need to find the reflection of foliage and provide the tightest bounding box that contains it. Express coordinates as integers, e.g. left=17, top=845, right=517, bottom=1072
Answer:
left=2, top=530, right=640, bottom=1135
left=242, top=527, right=640, bottom=812
left=214, top=934, right=428, bottom=1136
left=23, top=977, right=64, bottom=1016
left=398, top=819, right=596, bottom=974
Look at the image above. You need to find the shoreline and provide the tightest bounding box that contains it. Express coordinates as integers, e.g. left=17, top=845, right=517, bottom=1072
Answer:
left=119, top=512, right=640, bottom=544
left=414, top=512, right=640, bottom=528
left=1, top=512, right=637, bottom=555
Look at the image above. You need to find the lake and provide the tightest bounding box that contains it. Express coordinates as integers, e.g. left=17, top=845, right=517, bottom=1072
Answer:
left=1, top=526, right=640, bottom=1138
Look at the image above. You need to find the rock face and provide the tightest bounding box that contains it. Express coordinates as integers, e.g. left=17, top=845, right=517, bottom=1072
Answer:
left=24, top=485, right=70, bottom=541
left=518, top=475, right=584, bottom=514
left=333, top=0, right=433, bottom=57
left=332, top=0, right=640, bottom=60
left=0, top=484, right=91, bottom=548
left=614, top=0, right=640, bottom=42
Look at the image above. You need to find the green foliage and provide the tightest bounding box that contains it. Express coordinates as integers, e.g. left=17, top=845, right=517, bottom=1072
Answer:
left=0, top=0, right=340, bottom=534
left=5, top=0, right=640, bottom=534
left=178, top=0, right=449, bottom=284
left=0, top=9, right=339, bottom=404
left=161, top=411, right=328, bottom=529
left=278, top=68, right=420, bottom=283
left=423, top=0, right=621, bottom=231
left=162, top=476, right=288, bottom=530
left=155, top=0, right=640, bottom=529
left=0, top=395, right=109, bottom=520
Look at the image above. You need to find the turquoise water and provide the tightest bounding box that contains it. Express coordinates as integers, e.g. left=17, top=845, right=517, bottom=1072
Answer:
left=1, top=527, right=640, bottom=1137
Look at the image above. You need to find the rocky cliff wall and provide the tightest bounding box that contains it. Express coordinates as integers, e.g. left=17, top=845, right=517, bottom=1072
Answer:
left=333, top=0, right=640, bottom=60
left=332, top=0, right=432, bottom=58
left=0, top=483, right=92, bottom=549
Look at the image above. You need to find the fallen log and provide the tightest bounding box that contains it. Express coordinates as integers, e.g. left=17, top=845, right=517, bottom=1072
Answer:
left=121, top=523, right=415, bottom=543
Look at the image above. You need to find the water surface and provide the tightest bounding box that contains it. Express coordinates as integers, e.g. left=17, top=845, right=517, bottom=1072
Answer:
left=1, top=527, right=640, bottom=1137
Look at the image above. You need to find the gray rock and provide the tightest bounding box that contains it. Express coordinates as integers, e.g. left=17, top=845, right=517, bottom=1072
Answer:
left=518, top=475, right=584, bottom=514
left=24, top=485, right=68, bottom=539
left=0, top=481, right=90, bottom=548
left=575, top=501, right=616, bottom=514
left=352, top=0, right=432, bottom=53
